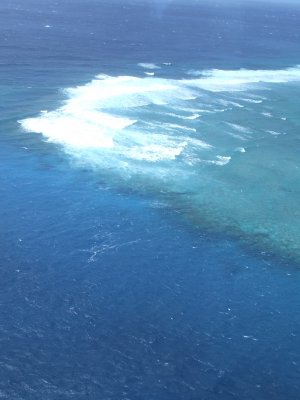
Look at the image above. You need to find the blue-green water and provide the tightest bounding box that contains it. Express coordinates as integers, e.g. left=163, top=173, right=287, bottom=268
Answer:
left=1, top=0, right=300, bottom=398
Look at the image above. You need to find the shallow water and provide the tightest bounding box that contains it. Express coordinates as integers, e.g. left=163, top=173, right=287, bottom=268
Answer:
left=20, top=67, right=300, bottom=261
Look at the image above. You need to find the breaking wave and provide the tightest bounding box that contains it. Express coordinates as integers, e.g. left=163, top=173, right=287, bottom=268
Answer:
left=20, top=65, right=300, bottom=261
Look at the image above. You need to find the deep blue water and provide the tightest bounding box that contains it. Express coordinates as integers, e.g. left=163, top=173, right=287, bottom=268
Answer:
left=1, top=0, right=300, bottom=399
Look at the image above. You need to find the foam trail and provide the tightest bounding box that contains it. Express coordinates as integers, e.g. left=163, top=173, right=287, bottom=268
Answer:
left=219, top=99, right=244, bottom=108
left=160, top=112, right=200, bottom=120
left=267, top=130, right=284, bottom=136
left=239, top=98, right=263, bottom=104
left=166, top=123, right=197, bottom=133
left=185, top=65, right=300, bottom=91
left=184, top=113, right=201, bottom=120
left=226, top=123, right=251, bottom=134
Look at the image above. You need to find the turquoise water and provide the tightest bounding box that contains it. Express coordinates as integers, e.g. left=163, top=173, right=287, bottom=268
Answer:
left=1, top=0, right=300, bottom=398
left=20, top=67, right=300, bottom=261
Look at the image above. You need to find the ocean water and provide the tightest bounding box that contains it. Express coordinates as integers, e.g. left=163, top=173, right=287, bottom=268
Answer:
left=1, top=0, right=300, bottom=398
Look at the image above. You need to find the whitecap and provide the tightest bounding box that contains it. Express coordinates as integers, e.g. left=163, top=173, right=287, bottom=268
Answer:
left=138, top=63, right=161, bottom=70
left=214, top=155, right=231, bottom=165
left=207, top=156, right=231, bottom=166
left=235, top=147, right=246, bottom=153
left=162, top=112, right=200, bottom=121
left=219, top=99, right=244, bottom=108
left=20, top=65, right=300, bottom=173
left=239, top=98, right=263, bottom=104
left=184, top=113, right=201, bottom=120
left=184, top=65, right=300, bottom=92
left=20, top=111, right=135, bottom=149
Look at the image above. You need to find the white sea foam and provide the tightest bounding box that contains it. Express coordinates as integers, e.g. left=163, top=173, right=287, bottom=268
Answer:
left=20, top=74, right=212, bottom=165
left=227, top=132, right=249, bottom=141
left=184, top=113, right=201, bottom=120
left=219, top=99, right=244, bottom=108
left=138, top=63, right=161, bottom=70
left=230, top=102, right=244, bottom=108
left=186, top=138, right=212, bottom=149
left=21, top=111, right=135, bottom=148
left=239, top=98, right=263, bottom=104
left=166, top=123, right=197, bottom=133
left=226, top=123, right=251, bottom=134
left=207, top=156, right=231, bottom=166
left=176, top=107, right=213, bottom=114
left=235, top=147, right=246, bottom=153
left=125, top=142, right=186, bottom=162
left=213, top=109, right=226, bottom=113
left=185, top=65, right=300, bottom=91
left=161, top=112, right=200, bottom=121
left=20, top=65, right=300, bottom=172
